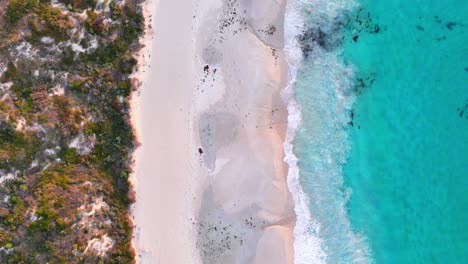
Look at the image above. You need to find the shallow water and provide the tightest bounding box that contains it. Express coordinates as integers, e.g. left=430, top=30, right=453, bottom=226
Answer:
left=288, top=0, right=468, bottom=263
left=342, top=1, right=468, bottom=263
left=285, top=0, right=370, bottom=263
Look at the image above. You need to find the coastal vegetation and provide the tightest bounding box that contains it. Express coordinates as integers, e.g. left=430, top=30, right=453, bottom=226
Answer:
left=0, top=0, right=144, bottom=262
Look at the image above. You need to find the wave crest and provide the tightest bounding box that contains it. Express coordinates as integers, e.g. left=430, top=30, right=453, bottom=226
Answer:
left=283, top=0, right=371, bottom=263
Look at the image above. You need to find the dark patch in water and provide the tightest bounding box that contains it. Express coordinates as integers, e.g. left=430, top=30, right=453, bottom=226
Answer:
left=373, top=24, right=380, bottom=33
left=417, top=25, right=425, bottom=31
left=298, top=25, right=343, bottom=56
left=343, top=8, right=384, bottom=132
left=297, top=8, right=385, bottom=57
left=456, top=100, right=468, bottom=118
left=446, top=22, right=457, bottom=30
left=353, top=72, right=377, bottom=95
left=346, top=7, right=386, bottom=36
left=348, top=110, right=355, bottom=127
left=297, top=14, right=348, bottom=57
left=433, top=16, right=464, bottom=31
left=348, top=110, right=363, bottom=129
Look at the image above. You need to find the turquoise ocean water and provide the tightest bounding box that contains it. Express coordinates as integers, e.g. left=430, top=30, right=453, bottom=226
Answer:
left=287, top=0, right=468, bottom=263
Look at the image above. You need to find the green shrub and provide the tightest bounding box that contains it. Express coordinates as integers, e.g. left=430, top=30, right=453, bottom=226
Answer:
left=59, top=147, right=79, bottom=165
left=3, top=62, right=18, bottom=80
left=33, top=5, right=73, bottom=41
left=6, top=0, right=38, bottom=23
left=62, top=0, right=96, bottom=10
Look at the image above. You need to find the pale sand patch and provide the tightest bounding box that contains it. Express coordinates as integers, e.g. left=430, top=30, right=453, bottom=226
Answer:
left=131, top=0, right=202, bottom=263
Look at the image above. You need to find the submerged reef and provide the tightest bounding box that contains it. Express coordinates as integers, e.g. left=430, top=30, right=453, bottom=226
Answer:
left=0, top=0, right=143, bottom=262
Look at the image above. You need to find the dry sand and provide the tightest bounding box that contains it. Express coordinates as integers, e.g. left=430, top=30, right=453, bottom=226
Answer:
left=131, top=0, right=201, bottom=263
left=132, top=0, right=295, bottom=263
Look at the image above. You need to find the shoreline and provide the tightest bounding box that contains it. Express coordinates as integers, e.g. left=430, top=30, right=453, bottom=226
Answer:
left=281, top=1, right=324, bottom=263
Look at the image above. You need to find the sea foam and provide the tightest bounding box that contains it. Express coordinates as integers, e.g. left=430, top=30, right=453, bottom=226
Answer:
left=283, top=0, right=326, bottom=263
left=283, top=0, right=371, bottom=263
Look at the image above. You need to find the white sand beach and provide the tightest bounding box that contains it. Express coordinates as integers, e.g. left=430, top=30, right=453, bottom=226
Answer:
left=132, top=0, right=295, bottom=263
